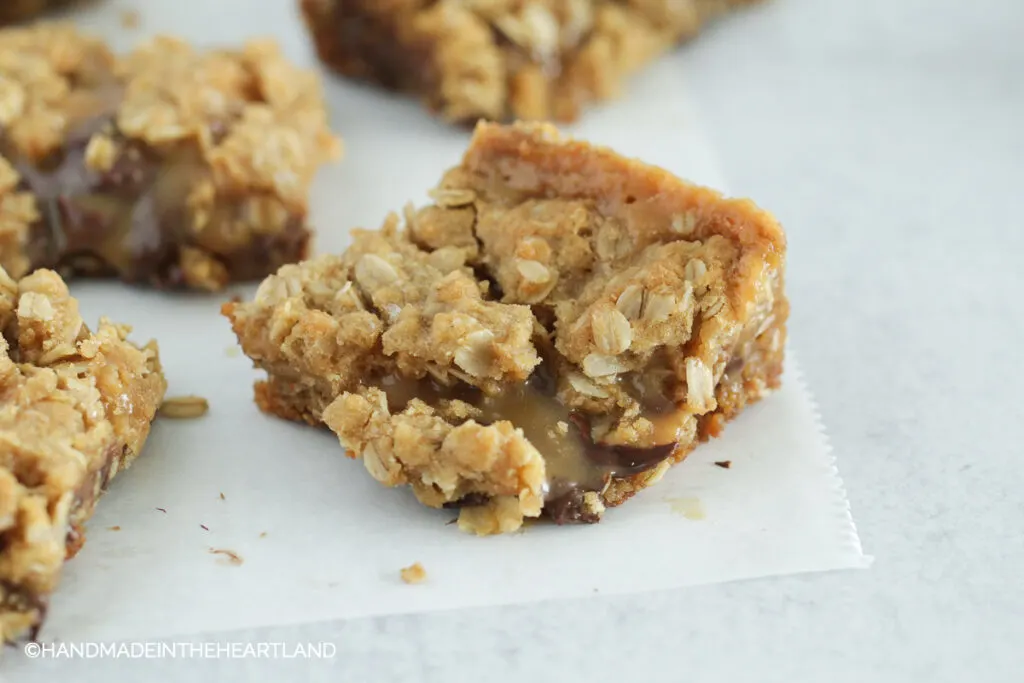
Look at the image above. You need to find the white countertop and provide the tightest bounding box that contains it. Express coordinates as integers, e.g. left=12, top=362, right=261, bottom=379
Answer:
left=10, top=0, right=1024, bottom=680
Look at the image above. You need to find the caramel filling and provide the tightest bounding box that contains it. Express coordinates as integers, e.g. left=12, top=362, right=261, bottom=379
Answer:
left=375, top=362, right=685, bottom=505
left=21, top=142, right=201, bottom=274
left=8, top=112, right=307, bottom=287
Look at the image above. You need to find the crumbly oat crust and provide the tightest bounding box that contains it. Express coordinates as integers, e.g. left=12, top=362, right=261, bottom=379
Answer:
left=0, top=266, right=165, bottom=642
left=226, top=122, right=787, bottom=534
left=0, top=23, right=341, bottom=290
left=300, top=0, right=765, bottom=123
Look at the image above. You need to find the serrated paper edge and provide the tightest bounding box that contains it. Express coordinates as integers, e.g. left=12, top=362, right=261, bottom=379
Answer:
left=788, top=351, right=872, bottom=567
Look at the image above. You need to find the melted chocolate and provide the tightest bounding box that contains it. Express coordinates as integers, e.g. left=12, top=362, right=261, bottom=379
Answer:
left=442, top=492, right=491, bottom=509
left=329, top=2, right=437, bottom=93
left=724, top=354, right=745, bottom=377
left=10, top=113, right=309, bottom=288
left=14, top=118, right=184, bottom=285
left=546, top=488, right=603, bottom=526
left=0, top=579, right=49, bottom=643
left=372, top=360, right=678, bottom=526
left=568, top=413, right=677, bottom=475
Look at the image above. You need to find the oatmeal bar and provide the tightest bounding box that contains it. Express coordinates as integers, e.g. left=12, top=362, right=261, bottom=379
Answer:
left=0, top=267, right=166, bottom=642
left=225, top=122, right=787, bottom=534
left=300, top=0, right=764, bottom=123
left=0, top=24, right=341, bottom=291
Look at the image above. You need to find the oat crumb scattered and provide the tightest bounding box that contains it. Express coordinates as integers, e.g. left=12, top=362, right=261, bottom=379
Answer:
left=666, top=497, right=705, bottom=521
left=120, top=9, right=140, bottom=28
left=108, top=526, right=121, bottom=531
left=400, top=563, right=427, bottom=584
left=209, top=548, right=244, bottom=566
left=159, top=396, right=209, bottom=419
left=259, top=531, right=268, bottom=538
left=714, top=460, right=732, bottom=469
left=219, top=492, right=226, bottom=501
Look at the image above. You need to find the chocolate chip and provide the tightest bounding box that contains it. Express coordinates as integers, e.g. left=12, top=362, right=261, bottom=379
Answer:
left=546, top=488, right=602, bottom=525
left=220, top=219, right=311, bottom=281
left=442, top=492, right=491, bottom=509
left=330, top=4, right=437, bottom=92
left=525, top=362, right=557, bottom=397
left=472, top=264, right=504, bottom=300
left=9, top=107, right=307, bottom=289
left=0, top=579, right=49, bottom=642
left=98, top=147, right=156, bottom=195
left=568, top=413, right=676, bottom=475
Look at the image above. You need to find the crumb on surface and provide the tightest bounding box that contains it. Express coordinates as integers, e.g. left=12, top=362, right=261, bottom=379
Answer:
left=120, top=9, right=140, bottom=28
left=714, top=460, right=732, bottom=469
left=259, top=531, right=267, bottom=538
left=400, top=563, right=427, bottom=584
left=159, top=396, right=209, bottom=419
left=156, top=507, right=167, bottom=514
left=200, top=524, right=209, bottom=531
left=666, top=497, right=705, bottom=521
left=108, top=526, right=121, bottom=531
left=219, top=492, right=226, bottom=500
left=209, top=548, right=244, bottom=566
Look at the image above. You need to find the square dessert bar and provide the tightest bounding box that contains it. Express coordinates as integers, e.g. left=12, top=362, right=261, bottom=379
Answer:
left=226, top=122, right=787, bottom=535
left=0, top=24, right=341, bottom=291
left=0, top=267, right=166, bottom=642
left=300, top=0, right=764, bottom=123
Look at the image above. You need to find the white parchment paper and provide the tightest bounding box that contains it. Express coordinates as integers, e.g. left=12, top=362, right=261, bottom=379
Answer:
left=14, top=0, right=867, bottom=647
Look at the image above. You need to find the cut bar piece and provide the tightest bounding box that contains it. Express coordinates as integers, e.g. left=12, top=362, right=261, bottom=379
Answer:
left=0, top=23, right=341, bottom=291
left=300, top=0, right=765, bottom=123
left=225, top=122, right=787, bottom=534
left=0, top=267, right=166, bottom=642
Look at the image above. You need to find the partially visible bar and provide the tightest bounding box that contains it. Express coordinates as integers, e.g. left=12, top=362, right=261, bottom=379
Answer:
left=300, top=0, right=765, bottom=123
left=0, top=24, right=341, bottom=290
left=0, top=267, right=166, bottom=642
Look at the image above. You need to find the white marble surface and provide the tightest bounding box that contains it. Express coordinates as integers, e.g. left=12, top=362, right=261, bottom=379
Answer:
left=7, top=0, right=1024, bottom=680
